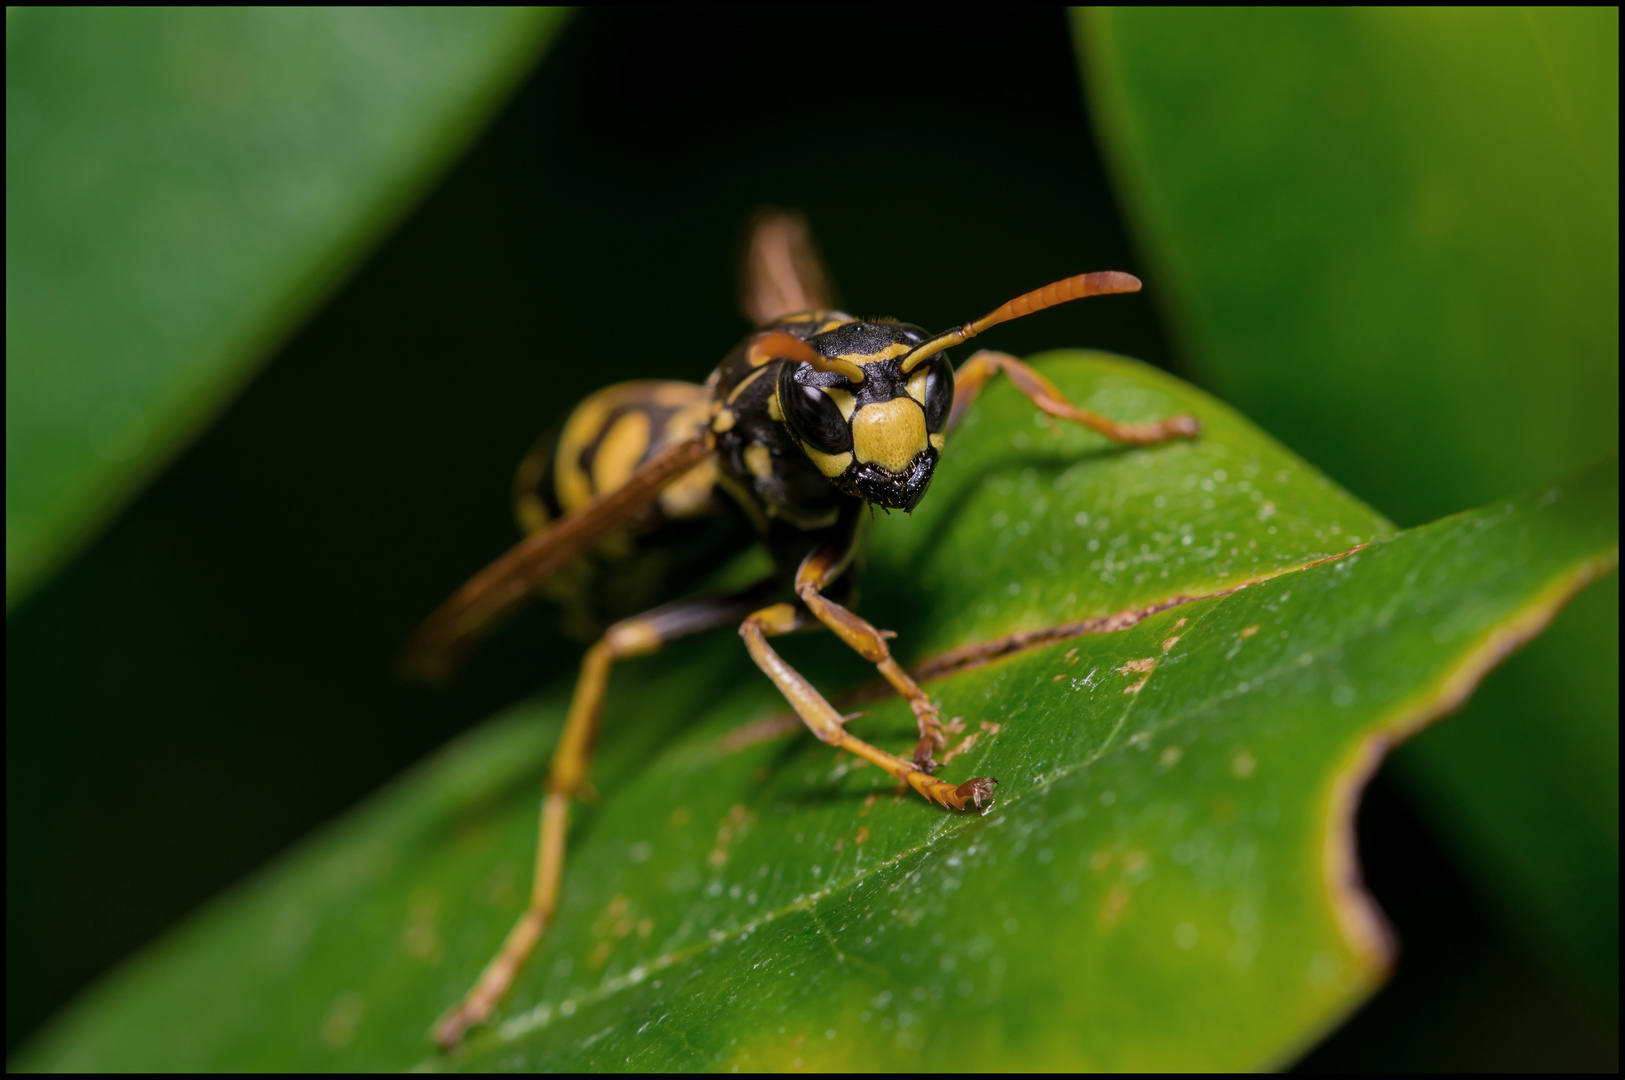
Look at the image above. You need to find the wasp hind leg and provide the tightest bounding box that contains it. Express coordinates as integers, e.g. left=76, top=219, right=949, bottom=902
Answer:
left=947, top=349, right=1200, bottom=443
left=434, top=584, right=775, bottom=1049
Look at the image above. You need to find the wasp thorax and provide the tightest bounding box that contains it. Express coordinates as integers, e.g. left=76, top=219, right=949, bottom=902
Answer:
left=775, top=320, right=955, bottom=512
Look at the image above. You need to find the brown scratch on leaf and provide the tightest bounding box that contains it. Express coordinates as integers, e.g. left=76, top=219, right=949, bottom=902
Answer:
left=855, top=826, right=870, bottom=844
left=908, top=595, right=1212, bottom=683
left=1118, top=657, right=1156, bottom=695
left=1161, top=635, right=1181, bottom=652
left=715, top=545, right=1373, bottom=755
left=1239, top=624, right=1260, bottom=638
left=708, top=804, right=749, bottom=868
left=591, top=895, right=630, bottom=940
left=939, top=732, right=980, bottom=765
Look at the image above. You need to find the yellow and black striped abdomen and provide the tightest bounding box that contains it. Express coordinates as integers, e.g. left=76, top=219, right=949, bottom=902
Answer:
left=512, top=380, right=744, bottom=640
left=514, top=380, right=721, bottom=536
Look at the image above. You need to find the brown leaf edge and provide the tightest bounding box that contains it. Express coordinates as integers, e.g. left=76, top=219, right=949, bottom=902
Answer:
left=1280, top=548, right=1621, bottom=1068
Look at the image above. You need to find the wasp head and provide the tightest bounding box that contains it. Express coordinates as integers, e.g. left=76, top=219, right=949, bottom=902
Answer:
left=775, top=321, right=954, bottom=512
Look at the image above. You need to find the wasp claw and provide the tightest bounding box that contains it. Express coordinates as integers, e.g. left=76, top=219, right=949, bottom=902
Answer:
left=954, top=776, right=996, bottom=810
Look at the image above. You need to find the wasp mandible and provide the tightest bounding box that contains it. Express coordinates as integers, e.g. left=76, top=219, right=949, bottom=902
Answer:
left=404, top=212, right=1200, bottom=1047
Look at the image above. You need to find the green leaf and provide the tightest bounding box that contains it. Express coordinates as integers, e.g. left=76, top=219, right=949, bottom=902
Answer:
left=1076, top=7, right=1619, bottom=997
left=16, top=356, right=1614, bottom=1070
left=5, top=7, right=567, bottom=606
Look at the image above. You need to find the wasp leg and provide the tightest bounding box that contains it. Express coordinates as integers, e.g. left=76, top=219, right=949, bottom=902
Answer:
left=787, top=542, right=949, bottom=772
left=434, top=584, right=775, bottom=1049
left=947, top=349, right=1200, bottom=443
left=740, top=601, right=995, bottom=812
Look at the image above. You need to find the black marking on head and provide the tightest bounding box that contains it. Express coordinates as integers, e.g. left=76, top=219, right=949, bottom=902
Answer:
left=811, top=320, right=929, bottom=361
left=762, top=320, right=955, bottom=512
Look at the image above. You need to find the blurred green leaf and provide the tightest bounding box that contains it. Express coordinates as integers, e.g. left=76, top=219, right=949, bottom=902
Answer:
left=16, top=357, right=1615, bottom=1070
left=5, top=7, right=567, bottom=606
left=1078, top=6, right=1619, bottom=999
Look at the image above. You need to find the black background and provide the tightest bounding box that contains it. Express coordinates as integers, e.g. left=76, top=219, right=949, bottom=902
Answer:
left=7, top=9, right=1616, bottom=1067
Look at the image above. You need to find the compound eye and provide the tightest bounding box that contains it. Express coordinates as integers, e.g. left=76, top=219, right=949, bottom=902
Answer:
left=920, top=355, right=954, bottom=433
left=777, top=364, right=852, bottom=454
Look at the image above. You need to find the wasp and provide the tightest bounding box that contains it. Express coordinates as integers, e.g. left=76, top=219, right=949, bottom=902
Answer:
left=406, top=212, right=1199, bottom=1046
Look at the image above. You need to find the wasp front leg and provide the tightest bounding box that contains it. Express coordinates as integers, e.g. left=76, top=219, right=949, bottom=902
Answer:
left=740, top=600, right=994, bottom=811
left=739, top=531, right=993, bottom=806
left=434, top=584, right=774, bottom=1049
left=788, top=540, right=951, bottom=772
left=948, top=349, right=1200, bottom=443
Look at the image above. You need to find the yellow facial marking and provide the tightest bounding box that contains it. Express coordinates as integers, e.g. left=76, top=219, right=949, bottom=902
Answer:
left=929, top=432, right=946, bottom=452
left=820, top=385, right=857, bottom=421
left=592, top=410, right=651, bottom=494
left=712, top=408, right=736, bottom=433
left=803, top=445, right=853, bottom=478
left=767, top=390, right=783, bottom=422
left=851, top=398, right=927, bottom=474
left=744, top=442, right=774, bottom=480
left=906, top=366, right=930, bottom=404
left=836, top=342, right=913, bottom=366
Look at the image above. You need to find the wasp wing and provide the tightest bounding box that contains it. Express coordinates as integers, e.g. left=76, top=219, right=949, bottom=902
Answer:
left=401, top=433, right=715, bottom=682
left=739, top=208, right=835, bottom=327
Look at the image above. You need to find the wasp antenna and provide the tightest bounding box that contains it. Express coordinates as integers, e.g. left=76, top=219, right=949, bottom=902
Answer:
left=900, top=271, right=1142, bottom=373
left=749, top=330, right=866, bottom=383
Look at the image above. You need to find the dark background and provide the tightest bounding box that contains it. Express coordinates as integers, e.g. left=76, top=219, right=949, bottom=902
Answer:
left=7, top=9, right=1615, bottom=1067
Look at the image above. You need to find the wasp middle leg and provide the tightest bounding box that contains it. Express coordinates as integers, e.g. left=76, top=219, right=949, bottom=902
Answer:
left=434, top=583, right=774, bottom=1048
